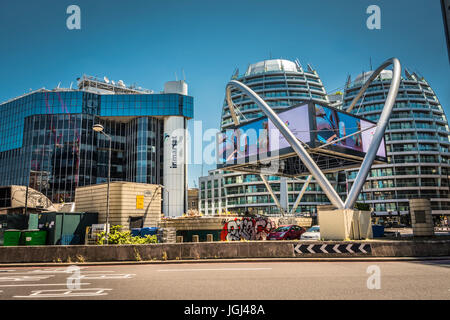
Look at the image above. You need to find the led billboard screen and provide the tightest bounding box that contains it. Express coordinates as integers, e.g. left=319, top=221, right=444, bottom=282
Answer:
left=217, top=101, right=387, bottom=176
left=217, top=104, right=310, bottom=164
left=314, top=104, right=386, bottom=158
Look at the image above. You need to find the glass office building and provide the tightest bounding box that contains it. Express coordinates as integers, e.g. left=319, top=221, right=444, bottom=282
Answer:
left=0, top=76, right=193, bottom=205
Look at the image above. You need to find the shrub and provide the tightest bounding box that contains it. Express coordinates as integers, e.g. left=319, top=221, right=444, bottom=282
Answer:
left=96, top=225, right=158, bottom=245
left=354, top=202, right=371, bottom=211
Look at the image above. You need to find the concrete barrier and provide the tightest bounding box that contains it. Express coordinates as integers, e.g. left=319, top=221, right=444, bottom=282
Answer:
left=0, top=239, right=449, bottom=264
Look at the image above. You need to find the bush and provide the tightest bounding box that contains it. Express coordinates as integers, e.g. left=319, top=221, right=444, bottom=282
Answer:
left=96, top=225, right=158, bottom=245
left=354, top=202, right=371, bottom=211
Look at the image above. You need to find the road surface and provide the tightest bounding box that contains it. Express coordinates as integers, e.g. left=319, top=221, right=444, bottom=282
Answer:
left=0, top=260, right=449, bottom=300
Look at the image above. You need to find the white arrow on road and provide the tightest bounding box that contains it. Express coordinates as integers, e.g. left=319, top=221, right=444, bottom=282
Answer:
left=346, top=244, right=354, bottom=253
left=359, top=244, right=367, bottom=254
left=307, top=245, right=315, bottom=254
left=320, top=244, right=328, bottom=253
left=333, top=244, right=341, bottom=253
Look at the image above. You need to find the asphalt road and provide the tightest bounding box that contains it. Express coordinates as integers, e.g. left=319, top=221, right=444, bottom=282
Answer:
left=0, top=260, right=449, bottom=300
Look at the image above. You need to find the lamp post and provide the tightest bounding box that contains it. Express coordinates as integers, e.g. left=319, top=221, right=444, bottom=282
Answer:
left=93, top=124, right=111, bottom=244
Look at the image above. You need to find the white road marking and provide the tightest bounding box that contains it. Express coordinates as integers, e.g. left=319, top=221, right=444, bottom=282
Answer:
left=79, top=274, right=135, bottom=279
left=0, top=275, right=54, bottom=282
left=157, top=268, right=272, bottom=272
left=3, top=270, right=116, bottom=276
left=0, top=283, right=91, bottom=288
left=14, top=288, right=112, bottom=298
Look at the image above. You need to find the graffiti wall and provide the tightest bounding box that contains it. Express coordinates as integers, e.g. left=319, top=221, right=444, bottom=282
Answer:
left=220, top=216, right=277, bottom=241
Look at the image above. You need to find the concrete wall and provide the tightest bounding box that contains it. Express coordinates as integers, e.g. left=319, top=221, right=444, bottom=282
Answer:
left=410, top=199, right=434, bottom=237
left=160, top=216, right=313, bottom=232
left=75, top=182, right=161, bottom=230
left=1, top=240, right=449, bottom=263
left=318, top=209, right=372, bottom=240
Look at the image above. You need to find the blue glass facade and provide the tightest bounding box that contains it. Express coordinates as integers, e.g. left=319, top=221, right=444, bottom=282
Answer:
left=0, top=90, right=193, bottom=203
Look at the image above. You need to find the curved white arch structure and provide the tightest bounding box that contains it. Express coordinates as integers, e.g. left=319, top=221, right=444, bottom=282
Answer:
left=225, top=57, right=401, bottom=210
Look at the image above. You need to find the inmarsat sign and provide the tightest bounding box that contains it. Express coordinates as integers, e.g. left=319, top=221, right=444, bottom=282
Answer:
left=217, top=100, right=387, bottom=177
left=170, top=136, right=178, bottom=169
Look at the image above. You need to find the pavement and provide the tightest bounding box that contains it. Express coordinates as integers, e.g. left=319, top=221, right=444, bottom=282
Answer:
left=0, top=259, right=449, bottom=300
left=384, top=227, right=450, bottom=238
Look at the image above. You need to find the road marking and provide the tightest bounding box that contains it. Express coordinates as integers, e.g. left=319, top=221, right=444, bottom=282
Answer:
left=79, top=274, right=135, bottom=279
left=0, top=275, right=54, bottom=282
left=307, top=245, right=315, bottom=254
left=157, top=268, right=272, bottom=272
left=30, top=268, right=87, bottom=273
left=320, top=244, right=328, bottom=253
left=0, top=283, right=91, bottom=288
left=3, top=270, right=116, bottom=276
left=29, top=269, right=116, bottom=274
left=14, top=288, right=112, bottom=299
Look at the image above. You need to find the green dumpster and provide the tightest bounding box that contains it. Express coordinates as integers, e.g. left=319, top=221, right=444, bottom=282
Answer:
left=22, top=230, right=47, bottom=246
left=3, top=230, right=22, bottom=246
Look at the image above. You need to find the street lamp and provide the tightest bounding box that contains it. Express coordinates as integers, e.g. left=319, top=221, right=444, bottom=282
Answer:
left=93, top=124, right=111, bottom=244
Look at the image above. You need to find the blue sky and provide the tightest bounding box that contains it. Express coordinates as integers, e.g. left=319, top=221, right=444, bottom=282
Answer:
left=0, top=0, right=448, bottom=187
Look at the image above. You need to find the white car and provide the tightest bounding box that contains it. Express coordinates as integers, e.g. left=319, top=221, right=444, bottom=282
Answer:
left=301, top=225, right=320, bottom=240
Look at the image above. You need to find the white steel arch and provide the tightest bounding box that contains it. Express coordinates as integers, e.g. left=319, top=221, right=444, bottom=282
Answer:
left=225, top=57, right=401, bottom=210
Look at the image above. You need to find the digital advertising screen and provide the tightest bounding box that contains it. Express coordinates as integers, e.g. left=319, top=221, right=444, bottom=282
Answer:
left=314, top=104, right=386, bottom=159
left=218, top=101, right=387, bottom=169
left=218, top=104, right=311, bottom=165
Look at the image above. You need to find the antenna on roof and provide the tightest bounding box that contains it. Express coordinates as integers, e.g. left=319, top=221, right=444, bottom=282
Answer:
left=175, top=72, right=178, bottom=81
left=405, top=68, right=412, bottom=79
left=70, top=82, right=73, bottom=89
left=346, top=75, right=352, bottom=88
left=182, top=69, right=186, bottom=81
left=369, top=57, right=373, bottom=71
left=57, top=82, right=61, bottom=89
left=111, top=80, right=116, bottom=85
left=231, top=68, right=239, bottom=79
left=104, top=76, right=110, bottom=84
left=414, top=68, right=424, bottom=80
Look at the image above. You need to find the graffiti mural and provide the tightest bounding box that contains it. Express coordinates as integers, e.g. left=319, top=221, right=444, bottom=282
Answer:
left=220, top=216, right=277, bottom=241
